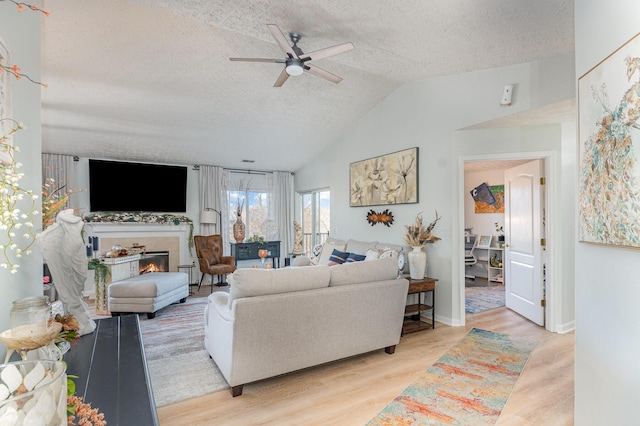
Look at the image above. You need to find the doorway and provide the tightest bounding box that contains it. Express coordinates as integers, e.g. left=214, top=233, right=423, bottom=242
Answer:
left=460, top=155, right=552, bottom=328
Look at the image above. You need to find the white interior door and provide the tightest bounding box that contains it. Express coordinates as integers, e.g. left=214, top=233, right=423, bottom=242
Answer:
left=504, top=160, right=545, bottom=326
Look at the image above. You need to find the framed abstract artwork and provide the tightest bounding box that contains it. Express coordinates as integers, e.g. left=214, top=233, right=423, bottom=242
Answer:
left=349, top=147, right=418, bottom=207
left=470, top=183, right=505, bottom=213
left=578, top=31, right=640, bottom=248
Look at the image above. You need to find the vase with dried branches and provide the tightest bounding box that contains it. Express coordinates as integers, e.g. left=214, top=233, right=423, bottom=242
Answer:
left=233, top=203, right=246, bottom=243
left=403, top=211, right=441, bottom=279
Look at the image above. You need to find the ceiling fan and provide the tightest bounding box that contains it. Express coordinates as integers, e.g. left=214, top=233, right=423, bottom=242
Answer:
left=230, top=24, right=354, bottom=87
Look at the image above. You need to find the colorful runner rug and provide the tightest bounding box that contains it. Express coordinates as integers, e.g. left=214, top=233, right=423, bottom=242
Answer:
left=367, top=328, right=536, bottom=425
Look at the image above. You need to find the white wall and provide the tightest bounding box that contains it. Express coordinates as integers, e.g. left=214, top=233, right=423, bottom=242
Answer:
left=575, top=1, right=640, bottom=423
left=0, top=8, right=42, bottom=360
left=295, top=53, right=576, bottom=328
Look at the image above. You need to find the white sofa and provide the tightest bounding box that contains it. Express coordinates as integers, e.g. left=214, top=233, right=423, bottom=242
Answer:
left=204, top=256, right=409, bottom=396
left=293, top=238, right=412, bottom=272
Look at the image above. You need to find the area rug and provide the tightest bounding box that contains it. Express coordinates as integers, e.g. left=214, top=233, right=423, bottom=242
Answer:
left=465, top=286, right=505, bottom=314
left=138, top=296, right=229, bottom=407
left=367, top=328, right=536, bottom=426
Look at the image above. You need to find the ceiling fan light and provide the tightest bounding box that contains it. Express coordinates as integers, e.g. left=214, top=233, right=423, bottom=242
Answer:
left=285, top=63, right=304, bottom=76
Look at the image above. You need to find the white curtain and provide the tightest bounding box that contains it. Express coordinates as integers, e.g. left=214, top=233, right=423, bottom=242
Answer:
left=199, top=165, right=232, bottom=255
left=41, top=154, right=77, bottom=210
left=267, top=171, right=294, bottom=260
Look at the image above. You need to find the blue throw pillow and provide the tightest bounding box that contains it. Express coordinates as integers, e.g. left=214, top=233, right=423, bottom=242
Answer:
left=328, top=249, right=349, bottom=266
left=345, top=253, right=366, bottom=262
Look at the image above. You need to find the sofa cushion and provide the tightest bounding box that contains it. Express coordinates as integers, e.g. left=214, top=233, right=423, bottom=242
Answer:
left=346, top=252, right=366, bottom=262
left=228, top=265, right=331, bottom=307
left=329, top=256, right=398, bottom=287
left=345, top=239, right=379, bottom=255
left=317, top=242, right=346, bottom=266
left=328, top=249, right=349, bottom=266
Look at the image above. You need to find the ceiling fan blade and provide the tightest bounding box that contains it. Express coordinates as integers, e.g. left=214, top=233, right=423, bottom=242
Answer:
left=305, top=64, right=343, bottom=84
left=230, top=58, right=285, bottom=63
left=267, top=24, right=296, bottom=57
left=273, top=68, right=290, bottom=87
left=299, top=42, right=354, bottom=62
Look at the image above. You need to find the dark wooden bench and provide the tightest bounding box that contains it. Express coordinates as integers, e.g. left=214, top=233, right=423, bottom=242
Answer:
left=64, top=315, right=158, bottom=425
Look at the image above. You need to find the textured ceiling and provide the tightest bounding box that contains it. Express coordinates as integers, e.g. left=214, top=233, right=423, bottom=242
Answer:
left=39, top=0, right=575, bottom=172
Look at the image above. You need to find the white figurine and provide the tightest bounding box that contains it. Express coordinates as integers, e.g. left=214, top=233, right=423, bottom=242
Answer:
left=292, top=220, right=303, bottom=255
left=38, top=209, right=96, bottom=336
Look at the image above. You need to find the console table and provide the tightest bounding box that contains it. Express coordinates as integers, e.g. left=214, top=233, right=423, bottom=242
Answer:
left=403, top=276, right=438, bottom=335
left=64, top=315, right=159, bottom=426
left=231, top=241, right=281, bottom=268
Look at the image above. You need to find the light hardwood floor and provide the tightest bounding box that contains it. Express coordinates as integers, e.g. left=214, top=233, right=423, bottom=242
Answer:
left=155, top=289, right=574, bottom=426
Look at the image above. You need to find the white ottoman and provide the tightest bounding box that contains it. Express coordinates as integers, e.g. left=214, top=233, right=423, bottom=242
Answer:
left=108, top=272, right=189, bottom=319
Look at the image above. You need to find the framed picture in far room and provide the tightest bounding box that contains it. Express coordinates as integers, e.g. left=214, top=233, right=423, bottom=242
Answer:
left=477, top=235, right=492, bottom=249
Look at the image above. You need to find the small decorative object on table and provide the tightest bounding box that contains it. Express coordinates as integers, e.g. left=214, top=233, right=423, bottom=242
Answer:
left=495, top=221, right=505, bottom=247
left=233, top=205, right=246, bottom=243
left=258, top=249, right=268, bottom=267
left=403, top=211, right=441, bottom=279
left=0, top=296, right=58, bottom=362
left=0, top=360, right=68, bottom=425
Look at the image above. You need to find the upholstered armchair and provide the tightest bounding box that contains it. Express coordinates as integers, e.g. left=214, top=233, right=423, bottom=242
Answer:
left=194, top=235, right=236, bottom=291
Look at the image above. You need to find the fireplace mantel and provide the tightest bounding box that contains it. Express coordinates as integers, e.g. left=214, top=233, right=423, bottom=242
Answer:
left=85, top=222, right=193, bottom=273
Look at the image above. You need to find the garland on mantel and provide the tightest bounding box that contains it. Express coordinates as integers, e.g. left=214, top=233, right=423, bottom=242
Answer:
left=84, top=213, right=194, bottom=254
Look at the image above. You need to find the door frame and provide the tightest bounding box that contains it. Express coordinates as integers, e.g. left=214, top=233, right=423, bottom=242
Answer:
left=456, top=151, right=557, bottom=331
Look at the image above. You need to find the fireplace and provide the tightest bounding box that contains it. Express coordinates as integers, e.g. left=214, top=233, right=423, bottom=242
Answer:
left=139, top=251, right=169, bottom=274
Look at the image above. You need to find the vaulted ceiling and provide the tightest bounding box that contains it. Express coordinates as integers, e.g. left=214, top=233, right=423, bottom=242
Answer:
left=40, top=0, right=574, bottom=172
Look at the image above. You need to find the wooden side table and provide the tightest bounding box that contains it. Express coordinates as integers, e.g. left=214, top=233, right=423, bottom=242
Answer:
left=403, top=276, right=438, bottom=335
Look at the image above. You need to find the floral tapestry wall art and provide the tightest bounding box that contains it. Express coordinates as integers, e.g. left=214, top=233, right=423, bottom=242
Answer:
left=578, top=31, right=640, bottom=248
left=350, top=147, right=418, bottom=207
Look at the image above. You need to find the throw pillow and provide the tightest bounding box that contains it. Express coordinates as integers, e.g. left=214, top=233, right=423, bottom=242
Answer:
left=364, top=248, right=381, bottom=261
left=312, top=244, right=324, bottom=257
left=328, top=249, right=350, bottom=266
left=379, top=247, right=398, bottom=260
left=317, top=242, right=346, bottom=266
left=346, top=253, right=366, bottom=262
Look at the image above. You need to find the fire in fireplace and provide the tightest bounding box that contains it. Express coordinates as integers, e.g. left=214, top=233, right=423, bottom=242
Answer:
left=139, top=251, right=169, bottom=274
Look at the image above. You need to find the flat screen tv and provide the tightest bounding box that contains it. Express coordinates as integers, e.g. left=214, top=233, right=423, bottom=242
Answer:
left=89, top=159, right=188, bottom=212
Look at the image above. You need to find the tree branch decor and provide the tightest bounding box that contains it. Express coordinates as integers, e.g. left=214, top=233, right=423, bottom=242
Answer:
left=0, top=1, right=50, bottom=273
left=403, top=211, right=442, bottom=247
left=0, top=119, right=39, bottom=273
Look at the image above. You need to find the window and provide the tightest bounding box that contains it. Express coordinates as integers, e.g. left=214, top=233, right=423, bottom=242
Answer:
left=227, top=173, right=268, bottom=241
left=299, top=189, right=330, bottom=255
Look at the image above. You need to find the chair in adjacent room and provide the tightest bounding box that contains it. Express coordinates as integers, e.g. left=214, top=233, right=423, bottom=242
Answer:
left=464, top=229, right=477, bottom=280
left=194, top=235, right=236, bottom=292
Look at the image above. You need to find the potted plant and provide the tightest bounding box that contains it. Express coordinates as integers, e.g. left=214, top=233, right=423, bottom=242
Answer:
left=495, top=222, right=505, bottom=241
